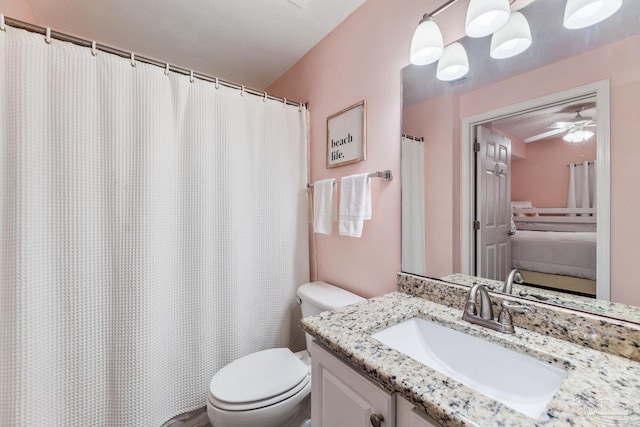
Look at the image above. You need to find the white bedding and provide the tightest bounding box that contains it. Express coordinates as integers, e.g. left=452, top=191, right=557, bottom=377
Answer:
left=511, top=230, right=596, bottom=280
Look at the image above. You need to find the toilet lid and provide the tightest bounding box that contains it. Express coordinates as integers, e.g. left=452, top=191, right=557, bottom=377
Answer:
left=210, top=348, right=308, bottom=404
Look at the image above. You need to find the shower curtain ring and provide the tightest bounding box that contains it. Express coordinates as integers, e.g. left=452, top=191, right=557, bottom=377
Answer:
left=215, top=78, right=219, bottom=89
left=91, top=41, right=97, bottom=57
left=190, top=70, right=194, bottom=83
left=283, top=98, right=287, bottom=107
left=299, top=103, right=303, bottom=112
left=165, top=63, right=170, bottom=76
left=263, top=92, right=268, bottom=102
left=45, top=27, right=52, bottom=44
left=130, top=52, right=136, bottom=67
left=240, top=85, right=245, bottom=96
left=0, top=14, right=6, bottom=32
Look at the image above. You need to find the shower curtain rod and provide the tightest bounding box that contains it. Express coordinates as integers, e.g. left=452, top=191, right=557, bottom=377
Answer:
left=0, top=15, right=307, bottom=109
left=306, top=170, right=393, bottom=188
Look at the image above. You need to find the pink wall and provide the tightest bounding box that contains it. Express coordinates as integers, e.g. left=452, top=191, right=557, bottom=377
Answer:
left=268, top=0, right=432, bottom=298
left=2, top=0, right=37, bottom=22
left=510, top=136, right=597, bottom=208
left=268, top=0, right=471, bottom=297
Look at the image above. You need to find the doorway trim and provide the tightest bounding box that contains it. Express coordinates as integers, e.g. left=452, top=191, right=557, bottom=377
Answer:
left=460, top=80, right=610, bottom=301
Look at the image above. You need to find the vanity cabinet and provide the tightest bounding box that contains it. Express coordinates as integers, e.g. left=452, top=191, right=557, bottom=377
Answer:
left=311, top=341, right=442, bottom=427
left=311, top=340, right=395, bottom=427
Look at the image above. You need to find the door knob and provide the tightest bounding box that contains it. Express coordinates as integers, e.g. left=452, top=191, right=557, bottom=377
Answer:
left=370, top=413, right=384, bottom=427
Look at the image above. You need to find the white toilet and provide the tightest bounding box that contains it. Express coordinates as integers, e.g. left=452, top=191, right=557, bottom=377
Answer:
left=206, top=281, right=364, bottom=427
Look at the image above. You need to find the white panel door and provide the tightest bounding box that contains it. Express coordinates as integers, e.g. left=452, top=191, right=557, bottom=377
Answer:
left=311, top=341, right=395, bottom=427
left=476, top=126, right=511, bottom=282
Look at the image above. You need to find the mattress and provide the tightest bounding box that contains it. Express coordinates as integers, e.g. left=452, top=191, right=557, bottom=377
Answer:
left=511, top=230, right=596, bottom=280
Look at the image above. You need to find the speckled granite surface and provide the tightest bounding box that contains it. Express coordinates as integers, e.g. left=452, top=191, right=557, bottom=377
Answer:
left=441, top=273, right=640, bottom=324
left=302, top=292, right=640, bottom=427
left=399, top=273, right=640, bottom=362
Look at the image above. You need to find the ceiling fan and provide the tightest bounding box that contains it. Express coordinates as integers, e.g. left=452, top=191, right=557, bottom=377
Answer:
left=524, top=107, right=597, bottom=143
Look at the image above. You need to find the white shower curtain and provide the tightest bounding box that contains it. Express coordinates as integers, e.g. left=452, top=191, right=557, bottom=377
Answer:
left=0, top=27, right=309, bottom=426
left=567, top=161, right=596, bottom=213
left=401, top=136, right=426, bottom=276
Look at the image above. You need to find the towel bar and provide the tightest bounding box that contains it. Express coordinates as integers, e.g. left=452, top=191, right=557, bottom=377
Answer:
left=306, top=170, right=393, bottom=188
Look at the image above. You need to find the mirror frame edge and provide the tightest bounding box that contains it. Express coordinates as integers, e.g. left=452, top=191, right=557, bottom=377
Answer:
left=460, top=79, right=611, bottom=301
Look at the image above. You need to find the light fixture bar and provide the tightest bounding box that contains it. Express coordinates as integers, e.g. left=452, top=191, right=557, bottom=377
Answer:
left=429, top=0, right=461, bottom=18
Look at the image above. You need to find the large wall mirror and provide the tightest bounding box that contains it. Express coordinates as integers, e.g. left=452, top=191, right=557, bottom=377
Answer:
left=401, top=0, right=640, bottom=321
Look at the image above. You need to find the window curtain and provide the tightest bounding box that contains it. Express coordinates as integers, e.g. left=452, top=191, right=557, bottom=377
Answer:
left=401, top=136, right=426, bottom=276
left=567, top=160, right=596, bottom=213
left=0, top=26, right=309, bottom=426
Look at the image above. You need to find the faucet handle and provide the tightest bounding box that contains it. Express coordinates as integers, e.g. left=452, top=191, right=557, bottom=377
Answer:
left=501, top=300, right=533, bottom=313
left=497, top=300, right=533, bottom=334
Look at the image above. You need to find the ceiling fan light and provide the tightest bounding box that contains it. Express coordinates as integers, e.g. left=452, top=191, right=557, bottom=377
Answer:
left=563, top=128, right=595, bottom=143
left=490, top=12, right=532, bottom=59
left=410, top=16, right=444, bottom=65
left=436, top=42, right=469, bottom=81
left=564, top=0, right=622, bottom=29
left=465, top=0, right=511, bottom=38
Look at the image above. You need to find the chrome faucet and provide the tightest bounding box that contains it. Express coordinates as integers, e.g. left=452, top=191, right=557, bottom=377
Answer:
left=503, top=268, right=524, bottom=294
left=462, top=283, right=532, bottom=334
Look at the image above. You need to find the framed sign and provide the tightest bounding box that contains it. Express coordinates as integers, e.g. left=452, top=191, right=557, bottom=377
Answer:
left=326, top=100, right=366, bottom=168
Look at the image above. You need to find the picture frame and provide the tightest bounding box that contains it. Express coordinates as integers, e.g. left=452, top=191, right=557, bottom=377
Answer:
left=326, top=100, right=366, bottom=168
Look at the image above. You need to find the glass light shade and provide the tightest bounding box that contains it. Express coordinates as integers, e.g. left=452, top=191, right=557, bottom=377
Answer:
left=490, top=12, right=532, bottom=59
left=465, top=0, right=511, bottom=38
left=410, top=17, right=444, bottom=65
left=563, top=128, right=595, bottom=142
left=436, top=42, right=469, bottom=81
left=564, top=0, right=622, bottom=29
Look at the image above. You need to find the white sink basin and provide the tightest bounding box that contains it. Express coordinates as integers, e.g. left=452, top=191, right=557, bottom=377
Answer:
left=371, top=317, right=567, bottom=418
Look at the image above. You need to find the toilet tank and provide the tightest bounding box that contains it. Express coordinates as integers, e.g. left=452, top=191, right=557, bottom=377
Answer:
left=297, top=281, right=364, bottom=317
left=297, top=281, right=365, bottom=352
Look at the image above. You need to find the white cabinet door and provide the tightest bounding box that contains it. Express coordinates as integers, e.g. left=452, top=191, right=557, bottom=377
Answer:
left=311, top=340, right=395, bottom=427
left=396, top=395, right=442, bottom=427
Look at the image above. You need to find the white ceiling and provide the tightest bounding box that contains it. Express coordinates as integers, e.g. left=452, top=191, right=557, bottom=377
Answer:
left=490, top=97, right=597, bottom=143
left=25, top=0, right=366, bottom=89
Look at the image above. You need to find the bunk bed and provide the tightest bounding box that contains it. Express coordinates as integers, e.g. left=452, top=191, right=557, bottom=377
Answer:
left=511, top=201, right=596, bottom=296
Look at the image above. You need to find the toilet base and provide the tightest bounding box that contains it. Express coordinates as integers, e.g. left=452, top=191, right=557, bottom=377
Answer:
left=207, top=393, right=310, bottom=427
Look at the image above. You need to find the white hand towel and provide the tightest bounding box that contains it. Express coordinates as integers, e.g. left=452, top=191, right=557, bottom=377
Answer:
left=313, top=178, right=336, bottom=234
left=339, top=173, right=371, bottom=237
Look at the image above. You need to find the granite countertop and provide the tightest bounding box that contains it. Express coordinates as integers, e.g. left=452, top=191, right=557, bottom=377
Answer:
left=301, top=292, right=640, bottom=427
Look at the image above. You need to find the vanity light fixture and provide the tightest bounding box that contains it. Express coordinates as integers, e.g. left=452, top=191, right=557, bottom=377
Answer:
left=465, top=0, right=511, bottom=38
left=563, top=126, right=594, bottom=143
left=410, top=15, right=445, bottom=65
left=564, top=0, right=623, bottom=29
left=409, top=0, right=462, bottom=66
left=436, top=42, right=469, bottom=81
left=490, top=11, right=532, bottom=59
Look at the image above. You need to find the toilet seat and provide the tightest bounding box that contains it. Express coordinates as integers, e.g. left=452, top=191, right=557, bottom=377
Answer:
left=209, top=348, right=310, bottom=411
